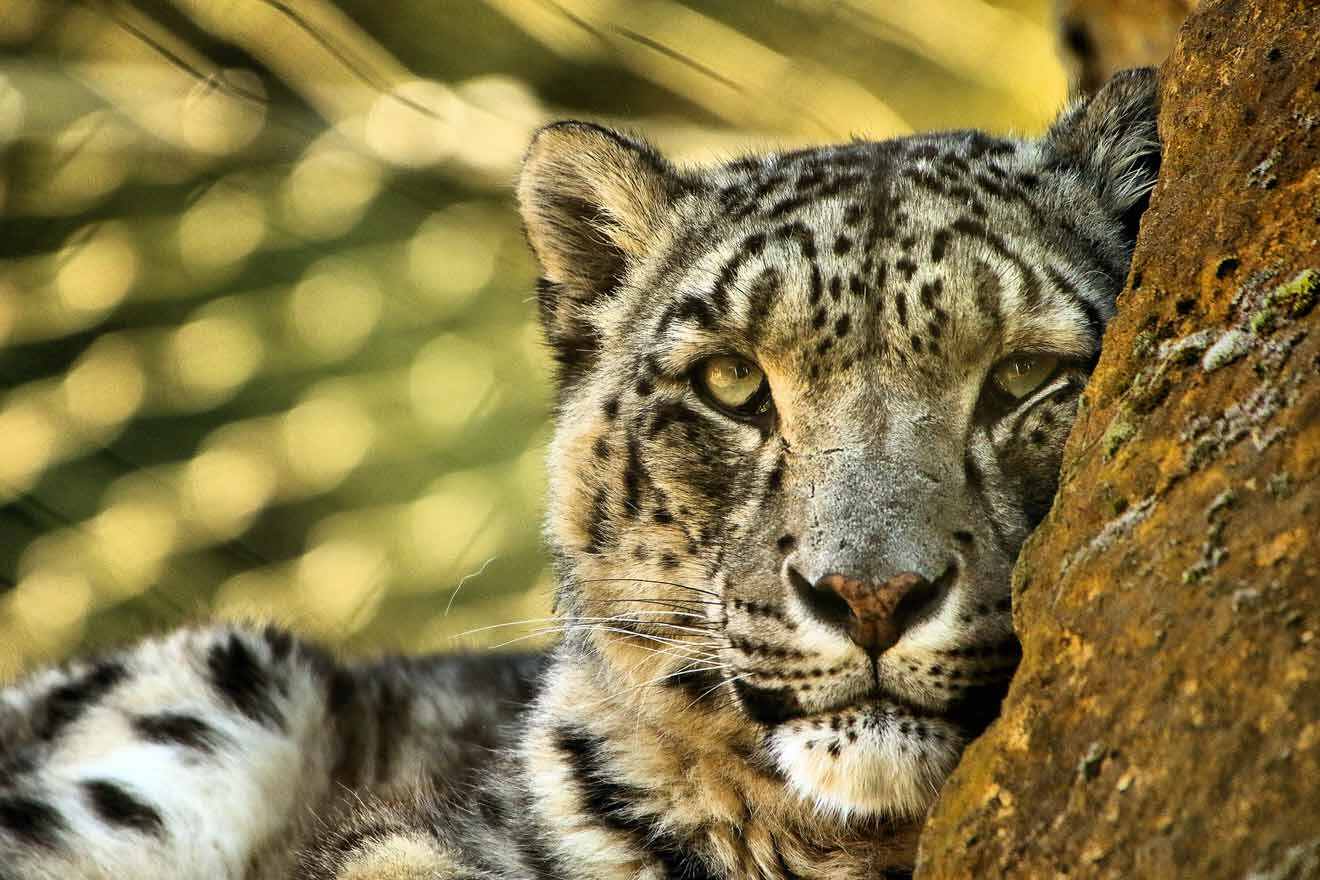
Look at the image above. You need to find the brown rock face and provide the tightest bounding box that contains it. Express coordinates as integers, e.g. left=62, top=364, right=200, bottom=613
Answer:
left=917, top=1, right=1320, bottom=877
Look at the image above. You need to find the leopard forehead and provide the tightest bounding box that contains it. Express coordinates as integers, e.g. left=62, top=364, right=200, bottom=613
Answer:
left=541, top=130, right=1121, bottom=592
left=622, top=137, right=1116, bottom=383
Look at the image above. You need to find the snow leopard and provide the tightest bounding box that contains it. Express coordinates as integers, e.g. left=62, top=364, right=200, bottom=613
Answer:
left=0, top=68, right=1159, bottom=879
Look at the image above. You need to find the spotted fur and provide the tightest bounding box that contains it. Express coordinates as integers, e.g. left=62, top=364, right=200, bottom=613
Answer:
left=0, top=68, right=1159, bottom=878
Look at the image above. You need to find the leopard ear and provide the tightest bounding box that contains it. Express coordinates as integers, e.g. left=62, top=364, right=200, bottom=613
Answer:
left=1046, top=66, right=1161, bottom=244
left=518, top=122, right=685, bottom=385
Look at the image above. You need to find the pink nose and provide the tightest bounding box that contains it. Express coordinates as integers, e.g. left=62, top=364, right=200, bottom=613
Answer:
left=812, top=571, right=935, bottom=655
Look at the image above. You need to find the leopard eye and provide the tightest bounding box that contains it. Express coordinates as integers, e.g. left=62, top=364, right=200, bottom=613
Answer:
left=693, top=355, right=772, bottom=420
left=992, top=354, right=1059, bottom=399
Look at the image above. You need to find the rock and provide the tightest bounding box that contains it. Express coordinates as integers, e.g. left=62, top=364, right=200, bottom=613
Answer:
left=916, top=0, right=1320, bottom=876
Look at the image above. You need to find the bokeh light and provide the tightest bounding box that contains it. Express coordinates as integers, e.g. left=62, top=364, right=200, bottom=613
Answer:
left=61, top=334, right=146, bottom=433
left=168, top=309, right=265, bottom=408
left=282, top=388, right=376, bottom=492
left=288, top=259, right=383, bottom=360
left=281, top=137, right=384, bottom=240
left=56, top=222, right=138, bottom=318
left=181, top=69, right=268, bottom=156
left=178, top=182, right=268, bottom=281
left=364, top=79, right=462, bottom=167
left=407, top=204, right=501, bottom=310
left=1, top=0, right=1068, bottom=671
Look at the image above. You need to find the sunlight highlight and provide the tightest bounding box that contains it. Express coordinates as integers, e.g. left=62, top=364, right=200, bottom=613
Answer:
left=183, top=445, right=277, bottom=540
left=4, top=570, right=93, bottom=654
left=90, top=497, right=179, bottom=597
left=56, top=222, right=139, bottom=317
left=408, top=334, right=498, bottom=435
left=281, top=390, right=375, bottom=492
left=364, top=79, right=460, bottom=167
left=181, top=68, right=268, bottom=155
left=61, top=334, right=146, bottom=433
left=169, top=311, right=264, bottom=406
left=407, top=205, right=500, bottom=309
left=408, top=471, right=506, bottom=586
left=296, top=537, right=390, bottom=635
left=0, top=398, right=61, bottom=499
left=178, top=182, right=268, bottom=280
left=281, top=137, right=384, bottom=240
left=289, top=259, right=383, bottom=360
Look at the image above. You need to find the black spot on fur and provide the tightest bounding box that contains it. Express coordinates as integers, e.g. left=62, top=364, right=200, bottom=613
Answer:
left=36, top=660, right=127, bottom=742
left=809, top=265, right=823, bottom=306
left=661, top=296, right=716, bottom=332
left=585, top=488, right=611, bottom=554
left=776, top=534, right=797, bottom=553
left=919, top=280, right=942, bottom=309
left=964, top=457, right=985, bottom=492
left=82, top=780, right=164, bottom=837
left=732, top=679, right=802, bottom=726
left=555, top=728, right=719, bottom=880
left=622, top=440, right=645, bottom=517
left=664, top=667, right=725, bottom=706
left=206, top=633, right=284, bottom=729
left=132, top=712, right=221, bottom=754
left=370, top=677, right=414, bottom=786
left=0, top=795, right=64, bottom=848
left=649, top=401, right=699, bottom=437
left=834, top=314, right=851, bottom=338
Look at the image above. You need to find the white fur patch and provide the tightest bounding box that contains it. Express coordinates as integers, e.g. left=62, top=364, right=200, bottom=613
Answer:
left=767, top=705, right=964, bottom=820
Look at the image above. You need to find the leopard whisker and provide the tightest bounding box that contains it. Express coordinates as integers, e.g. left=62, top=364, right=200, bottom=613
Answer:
left=681, top=671, right=751, bottom=713
left=452, top=612, right=713, bottom=640
left=560, top=577, right=723, bottom=600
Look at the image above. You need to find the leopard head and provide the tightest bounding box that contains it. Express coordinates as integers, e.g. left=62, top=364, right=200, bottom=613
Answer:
left=517, top=69, right=1159, bottom=819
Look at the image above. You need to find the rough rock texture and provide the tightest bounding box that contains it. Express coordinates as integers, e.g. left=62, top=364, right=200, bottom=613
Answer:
left=918, top=1, right=1320, bottom=877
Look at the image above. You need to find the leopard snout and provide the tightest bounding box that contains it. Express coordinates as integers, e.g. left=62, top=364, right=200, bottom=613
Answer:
left=785, top=562, right=954, bottom=656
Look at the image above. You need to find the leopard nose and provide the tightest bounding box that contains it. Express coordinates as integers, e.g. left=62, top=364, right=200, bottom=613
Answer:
left=789, top=566, right=942, bottom=656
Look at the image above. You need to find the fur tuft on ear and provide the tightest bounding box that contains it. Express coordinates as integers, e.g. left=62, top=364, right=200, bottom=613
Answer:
left=517, top=122, right=686, bottom=386
left=1046, top=66, right=1161, bottom=243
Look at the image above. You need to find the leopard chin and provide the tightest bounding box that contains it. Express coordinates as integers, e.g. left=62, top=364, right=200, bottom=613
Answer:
left=746, top=671, right=1014, bottom=818
left=767, top=703, right=968, bottom=819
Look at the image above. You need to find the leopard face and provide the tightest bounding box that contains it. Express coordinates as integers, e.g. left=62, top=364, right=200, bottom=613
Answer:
left=518, top=69, right=1158, bottom=819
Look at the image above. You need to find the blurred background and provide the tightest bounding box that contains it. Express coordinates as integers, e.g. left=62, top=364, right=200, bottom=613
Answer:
left=0, top=0, right=1073, bottom=678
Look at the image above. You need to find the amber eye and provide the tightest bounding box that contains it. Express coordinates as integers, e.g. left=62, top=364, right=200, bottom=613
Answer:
left=992, top=354, right=1059, bottom=399
left=693, top=355, right=772, bottom=421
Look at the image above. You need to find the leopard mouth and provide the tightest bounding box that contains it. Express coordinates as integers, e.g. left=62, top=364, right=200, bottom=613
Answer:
left=732, top=663, right=1014, bottom=735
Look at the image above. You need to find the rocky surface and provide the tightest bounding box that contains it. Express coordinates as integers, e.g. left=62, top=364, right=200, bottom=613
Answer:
left=917, top=0, right=1320, bottom=876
